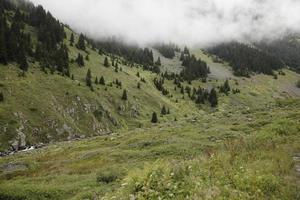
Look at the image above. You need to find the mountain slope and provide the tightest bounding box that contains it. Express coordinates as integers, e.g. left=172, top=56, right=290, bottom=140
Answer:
left=0, top=0, right=300, bottom=199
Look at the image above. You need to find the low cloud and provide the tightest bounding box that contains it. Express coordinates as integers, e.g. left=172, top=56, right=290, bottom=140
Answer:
left=30, top=0, right=300, bottom=47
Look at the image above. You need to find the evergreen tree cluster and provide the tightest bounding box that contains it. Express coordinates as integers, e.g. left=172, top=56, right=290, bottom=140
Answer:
left=161, top=105, right=170, bottom=116
left=153, top=43, right=180, bottom=59
left=219, top=80, right=231, bottom=95
left=153, top=77, right=169, bottom=96
left=180, top=54, right=210, bottom=81
left=76, top=53, right=85, bottom=67
left=94, top=39, right=154, bottom=67
left=207, top=42, right=284, bottom=77
left=0, top=2, right=31, bottom=71
left=0, top=0, right=69, bottom=75
left=256, top=37, right=300, bottom=73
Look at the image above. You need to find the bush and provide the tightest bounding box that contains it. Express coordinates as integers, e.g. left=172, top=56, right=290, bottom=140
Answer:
left=96, top=170, right=119, bottom=184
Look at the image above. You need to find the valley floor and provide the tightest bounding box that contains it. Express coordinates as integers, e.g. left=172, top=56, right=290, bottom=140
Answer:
left=0, top=97, right=299, bottom=199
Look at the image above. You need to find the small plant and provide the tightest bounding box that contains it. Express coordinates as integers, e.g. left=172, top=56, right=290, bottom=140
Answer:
left=96, top=171, right=119, bottom=184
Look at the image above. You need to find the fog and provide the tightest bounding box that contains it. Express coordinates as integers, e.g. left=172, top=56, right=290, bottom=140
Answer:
left=30, top=0, right=300, bottom=47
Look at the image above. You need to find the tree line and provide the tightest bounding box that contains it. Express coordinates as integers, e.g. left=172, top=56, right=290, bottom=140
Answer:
left=207, top=42, right=284, bottom=77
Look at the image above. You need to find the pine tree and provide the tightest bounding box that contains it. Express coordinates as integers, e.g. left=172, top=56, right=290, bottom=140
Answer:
left=18, top=48, right=28, bottom=71
left=161, top=105, right=167, bottom=115
left=99, top=76, right=105, bottom=85
left=104, top=57, right=110, bottom=67
left=0, top=92, right=3, bottom=102
left=70, top=33, right=74, bottom=46
left=137, top=82, right=141, bottom=89
left=180, top=52, right=185, bottom=61
left=121, top=89, right=127, bottom=100
left=86, top=69, right=92, bottom=87
left=0, top=17, right=7, bottom=65
left=151, top=112, right=158, bottom=123
left=209, top=88, right=218, bottom=107
left=95, top=77, right=99, bottom=84
left=76, top=33, right=85, bottom=51
left=76, top=53, right=84, bottom=66
left=155, top=57, right=161, bottom=66
left=85, top=54, right=89, bottom=61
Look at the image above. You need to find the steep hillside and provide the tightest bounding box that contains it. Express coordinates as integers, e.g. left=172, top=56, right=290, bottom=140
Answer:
left=0, top=0, right=300, bottom=199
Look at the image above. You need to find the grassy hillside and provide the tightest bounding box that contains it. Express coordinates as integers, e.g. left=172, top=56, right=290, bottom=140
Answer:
left=1, top=25, right=300, bottom=199
left=1, top=1, right=300, bottom=199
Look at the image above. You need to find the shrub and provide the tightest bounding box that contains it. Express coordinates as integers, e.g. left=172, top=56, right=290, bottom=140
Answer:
left=96, top=171, right=119, bottom=184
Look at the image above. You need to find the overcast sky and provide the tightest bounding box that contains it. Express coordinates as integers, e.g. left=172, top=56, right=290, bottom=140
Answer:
left=30, top=0, right=300, bottom=47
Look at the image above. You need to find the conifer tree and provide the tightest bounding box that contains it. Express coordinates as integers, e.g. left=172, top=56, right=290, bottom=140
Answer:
left=95, top=77, right=99, bottom=84
left=161, top=105, right=167, bottom=115
left=137, top=82, right=141, bottom=89
left=86, top=69, right=92, bottom=87
left=76, top=33, right=85, bottom=51
left=151, top=112, right=158, bottom=123
left=0, top=17, right=7, bottom=64
left=18, top=48, right=28, bottom=71
left=99, top=76, right=105, bottom=85
left=155, top=57, right=161, bottom=66
left=104, top=57, right=110, bottom=67
left=121, top=89, right=127, bottom=100
left=209, top=88, right=218, bottom=107
left=0, top=92, right=3, bottom=102
left=70, top=33, right=74, bottom=46
left=76, top=53, right=84, bottom=66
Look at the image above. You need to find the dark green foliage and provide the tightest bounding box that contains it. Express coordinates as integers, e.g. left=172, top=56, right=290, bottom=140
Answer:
left=207, top=42, right=284, bottom=76
left=76, top=53, right=85, bottom=66
left=76, top=34, right=86, bottom=51
left=0, top=15, right=7, bottom=64
left=0, top=92, right=4, bottom=102
left=180, top=54, right=209, bottom=81
left=121, top=89, right=127, bottom=100
left=99, top=76, right=105, bottom=85
left=155, top=57, right=161, bottom=66
left=86, top=69, right=92, bottom=87
left=0, top=1, right=68, bottom=74
left=256, top=37, right=300, bottom=73
left=29, top=5, right=65, bottom=51
left=70, top=33, right=74, bottom=46
left=183, top=46, right=190, bottom=55
left=154, top=43, right=179, bottom=59
left=151, top=112, right=158, bottom=123
left=55, top=44, right=69, bottom=75
left=85, top=55, right=89, bottom=61
left=209, top=88, right=218, bottom=107
left=297, top=80, right=300, bottom=88
left=96, top=171, right=119, bottom=184
left=104, top=57, right=110, bottom=67
left=94, top=39, right=154, bottom=67
left=137, top=82, right=141, bottom=89
left=153, top=77, right=169, bottom=96
left=18, top=48, right=28, bottom=71
left=161, top=106, right=167, bottom=115
left=95, top=77, right=99, bottom=84
left=219, top=80, right=231, bottom=95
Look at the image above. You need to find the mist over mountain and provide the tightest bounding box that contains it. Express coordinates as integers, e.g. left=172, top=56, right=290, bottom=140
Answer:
left=30, top=0, right=300, bottom=47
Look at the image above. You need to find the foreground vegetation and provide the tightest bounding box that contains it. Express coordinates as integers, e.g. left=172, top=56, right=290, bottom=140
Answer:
left=0, top=98, right=299, bottom=199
